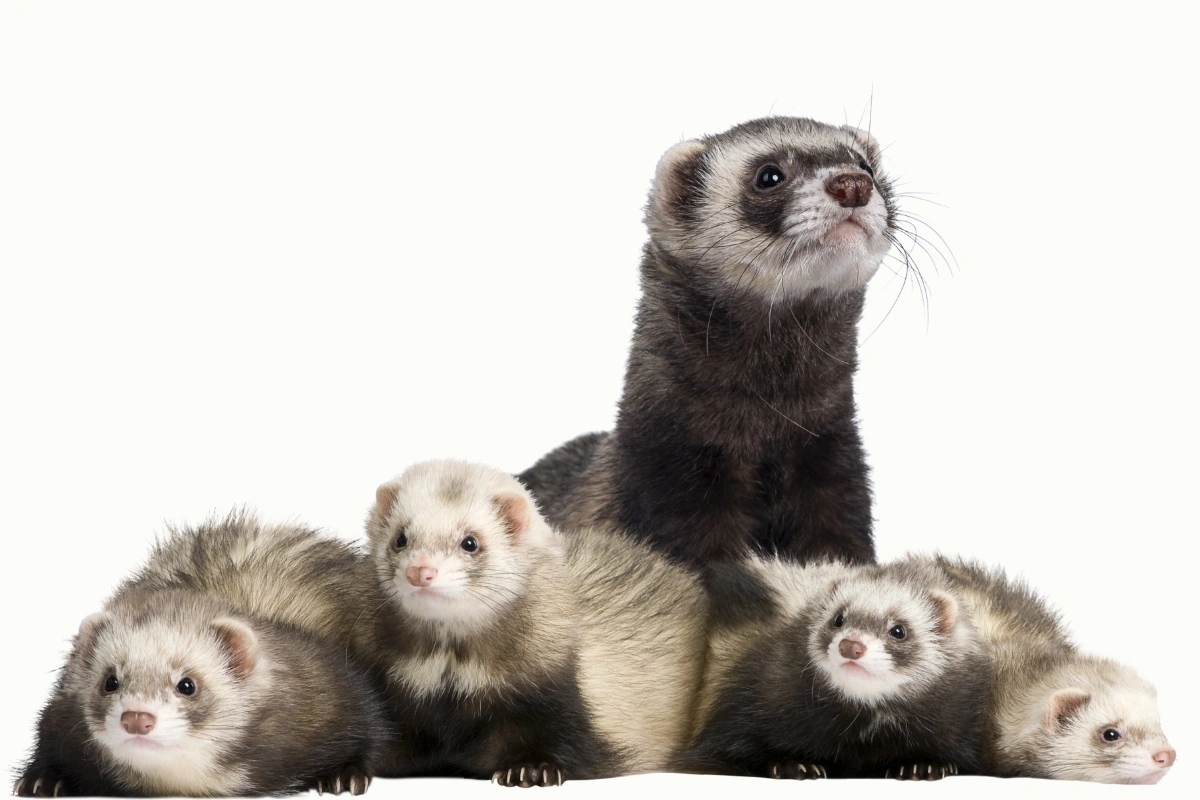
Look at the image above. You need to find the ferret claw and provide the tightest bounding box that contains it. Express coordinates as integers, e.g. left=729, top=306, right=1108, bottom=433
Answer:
left=766, top=761, right=825, bottom=781
left=14, top=778, right=26, bottom=796
left=493, top=763, right=563, bottom=788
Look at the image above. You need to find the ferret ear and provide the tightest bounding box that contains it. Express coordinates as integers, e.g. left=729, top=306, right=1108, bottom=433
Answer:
left=493, top=492, right=532, bottom=537
left=842, top=125, right=881, bottom=162
left=375, top=482, right=400, bottom=518
left=210, top=618, right=259, bottom=679
left=1045, top=687, right=1091, bottom=732
left=76, top=611, right=110, bottom=667
left=928, top=589, right=959, bottom=635
left=652, top=139, right=707, bottom=220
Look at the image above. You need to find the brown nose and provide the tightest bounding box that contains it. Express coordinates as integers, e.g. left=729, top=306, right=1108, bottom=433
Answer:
left=838, top=638, right=866, bottom=660
left=825, top=172, right=873, bottom=208
left=1153, top=748, right=1176, bottom=767
left=120, top=711, right=156, bottom=736
left=405, top=565, right=438, bottom=587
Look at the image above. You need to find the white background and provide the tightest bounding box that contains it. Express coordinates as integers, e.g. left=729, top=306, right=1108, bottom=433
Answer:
left=1, top=1, right=1196, bottom=798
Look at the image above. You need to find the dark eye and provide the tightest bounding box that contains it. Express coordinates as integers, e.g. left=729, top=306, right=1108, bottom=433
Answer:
left=393, top=531, right=407, bottom=550
left=176, top=677, right=196, bottom=696
left=1102, top=728, right=1122, bottom=742
left=889, top=624, right=906, bottom=640
left=754, top=164, right=785, bottom=191
left=859, top=161, right=875, bottom=179
left=832, top=613, right=844, bottom=628
left=461, top=535, right=479, bottom=553
left=103, top=675, right=119, bottom=693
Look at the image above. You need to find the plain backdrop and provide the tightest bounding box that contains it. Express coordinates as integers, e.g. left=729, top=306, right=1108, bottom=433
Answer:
left=1, top=2, right=1196, bottom=798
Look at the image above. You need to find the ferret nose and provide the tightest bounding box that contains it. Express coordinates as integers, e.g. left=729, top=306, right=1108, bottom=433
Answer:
left=825, top=172, right=873, bottom=208
left=120, top=711, right=156, bottom=735
left=838, top=638, right=866, bottom=660
left=405, top=566, right=438, bottom=587
left=1153, top=748, right=1176, bottom=767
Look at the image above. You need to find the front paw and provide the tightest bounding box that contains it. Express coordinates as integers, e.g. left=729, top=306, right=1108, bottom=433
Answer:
left=885, top=762, right=958, bottom=780
left=14, top=768, right=67, bottom=798
left=492, top=764, right=564, bottom=788
left=768, top=761, right=827, bottom=780
left=314, top=765, right=371, bottom=796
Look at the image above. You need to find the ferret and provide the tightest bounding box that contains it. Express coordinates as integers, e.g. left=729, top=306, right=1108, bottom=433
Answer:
left=14, top=589, right=387, bottom=797
left=685, top=556, right=988, bottom=779
left=118, top=510, right=383, bottom=652
left=928, top=556, right=1176, bottom=783
left=521, top=116, right=904, bottom=567
left=363, top=460, right=708, bottom=785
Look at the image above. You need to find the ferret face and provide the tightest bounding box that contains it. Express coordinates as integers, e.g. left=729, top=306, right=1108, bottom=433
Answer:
left=1041, top=666, right=1175, bottom=784
left=369, top=460, right=558, bottom=636
left=66, top=603, right=262, bottom=791
left=647, top=116, right=894, bottom=300
left=808, top=573, right=958, bottom=704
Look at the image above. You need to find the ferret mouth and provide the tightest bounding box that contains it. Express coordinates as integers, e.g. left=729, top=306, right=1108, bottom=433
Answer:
left=113, top=735, right=167, bottom=751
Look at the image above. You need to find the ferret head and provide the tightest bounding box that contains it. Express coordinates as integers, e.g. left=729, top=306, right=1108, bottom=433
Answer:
left=368, top=459, right=558, bottom=637
left=65, top=593, right=265, bottom=791
left=1035, top=658, right=1175, bottom=784
left=808, top=570, right=964, bottom=704
left=646, top=116, right=894, bottom=300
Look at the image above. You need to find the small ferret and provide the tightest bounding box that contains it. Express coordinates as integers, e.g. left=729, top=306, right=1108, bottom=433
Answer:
left=685, top=556, right=988, bottom=779
left=363, top=460, right=708, bottom=786
left=14, top=589, right=387, bottom=797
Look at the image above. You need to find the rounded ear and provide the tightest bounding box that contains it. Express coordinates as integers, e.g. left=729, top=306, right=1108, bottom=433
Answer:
left=651, top=139, right=707, bottom=220
left=76, top=611, right=111, bottom=667
left=1046, top=687, right=1091, bottom=732
left=210, top=618, right=259, bottom=679
left=841, top=125, right=881, bottom=161
left=375, top=482, right=400, bottom=518
left=928, top=589, right=959, bottom=635
left=493, top=493, right=532, bottom=537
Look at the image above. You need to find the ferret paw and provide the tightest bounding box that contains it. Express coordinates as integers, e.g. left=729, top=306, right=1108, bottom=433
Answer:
left=314, top=766, right=371, bottom=796
left=885, top=762, right=958, bottom=781
left=14, top=768, right=67, bottom=797
left=767, top=761, right=827, bottom=780
left=491, top=764, right=564, bottom=788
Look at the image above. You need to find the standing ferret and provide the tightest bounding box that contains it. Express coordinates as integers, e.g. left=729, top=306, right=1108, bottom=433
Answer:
left=363, top=460, right=708, bottom=786
left=14, top=589, right=387, bottom=797
left=931, top=556, right=1176, bottom=784
left=685, top=556, right=989, bottom=779
left=521, top=116, right=906, bottom=567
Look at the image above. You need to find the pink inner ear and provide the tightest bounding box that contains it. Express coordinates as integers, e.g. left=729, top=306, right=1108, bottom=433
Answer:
left=375, top=482, right=400, bottom=517
left=1046, top=688, right=1091, bottom=731
left=930, top=590, right=958, bottom=635
left=76, top=612, right=110, bottom=668
left=494, top=493, right=531, bottom=536
left=211, top=619, right=258, bottom=679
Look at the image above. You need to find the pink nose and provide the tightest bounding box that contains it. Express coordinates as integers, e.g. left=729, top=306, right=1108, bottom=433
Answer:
left=405, top=566, right=438, bottom=587
left=120, top=711, right=156, bottom=735
left=1153, top=748, right=1176, bottom=767
left=838, top=639, right=866, bottom=660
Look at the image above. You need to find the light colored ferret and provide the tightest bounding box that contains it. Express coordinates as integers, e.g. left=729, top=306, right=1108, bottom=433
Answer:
left=685, top=555, right=989, bottom=779
left=15, top=589, right=387, bottom=797
left=933, top=556, right=1176, bottom=784
left=362, top=460, right=708, bottom=786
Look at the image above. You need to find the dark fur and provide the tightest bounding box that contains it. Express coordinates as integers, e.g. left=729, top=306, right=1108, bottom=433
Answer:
left=521, top=118, right=888, bottom=567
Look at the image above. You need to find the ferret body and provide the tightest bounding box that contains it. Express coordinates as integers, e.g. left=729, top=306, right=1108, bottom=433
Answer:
left=15, top=589, right=387, bottom=797
left=521, top=116, right=902, bottom=567
left=928, top=556, right=1176, bottom=784
left=364, top=460, right=707, bottom=785
left=685, top=556, right=988, bottom=779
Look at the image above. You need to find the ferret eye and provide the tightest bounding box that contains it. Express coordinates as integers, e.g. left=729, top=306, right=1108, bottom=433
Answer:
left=832, top=613, right=844, bottom=628
left=754, top=164, right=785, bottom=191
left=393, top=531, right=407, bottom=550
left=888, top=624, right=906, bottom=640
left=176, top=677, right=196, bottom=696
left=461, top=535, right=479, bottom=553
left=859, top=161, right=875, bottom=179
left=1102, top=728, right=1122, bottom=743
left=103, top=675, right=119, bottom=693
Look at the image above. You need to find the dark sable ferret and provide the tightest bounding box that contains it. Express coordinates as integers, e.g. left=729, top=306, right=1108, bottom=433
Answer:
left=685, top=557, right=988, bottom=780
left=521, top=116, right=901, bottom=567
left=362, top=460, right=707, bottom=786
left=15, top=589, right=387, bottom=797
